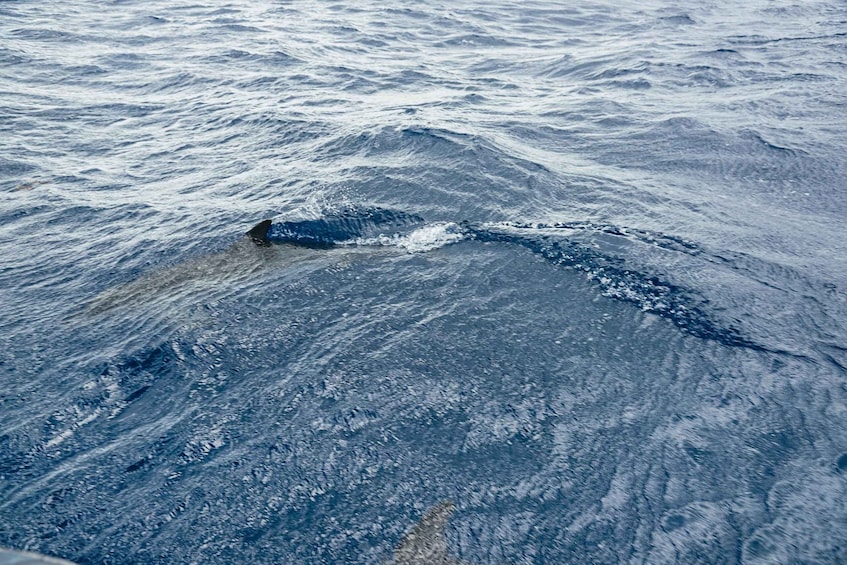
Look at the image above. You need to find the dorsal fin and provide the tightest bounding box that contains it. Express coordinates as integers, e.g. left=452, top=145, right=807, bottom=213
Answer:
left=247, top=219, right=272, bottom=246
left=393, top=501, right=459, bottom=564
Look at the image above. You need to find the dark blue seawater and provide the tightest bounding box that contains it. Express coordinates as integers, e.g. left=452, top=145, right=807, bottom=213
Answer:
left=2, top=1, right=847, bottom=563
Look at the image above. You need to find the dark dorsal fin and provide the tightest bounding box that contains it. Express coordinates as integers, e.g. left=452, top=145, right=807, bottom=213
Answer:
left=248, top=219, right=272, bottom=246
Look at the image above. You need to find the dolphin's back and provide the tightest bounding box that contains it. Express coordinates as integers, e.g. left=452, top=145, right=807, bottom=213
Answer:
left=393, top=501, right=467, bottom=565
left=267, top=207, right=425, bottom=248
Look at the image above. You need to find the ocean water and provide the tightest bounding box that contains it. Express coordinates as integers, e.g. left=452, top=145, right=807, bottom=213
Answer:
left=2, top=1, right=847, bottom=563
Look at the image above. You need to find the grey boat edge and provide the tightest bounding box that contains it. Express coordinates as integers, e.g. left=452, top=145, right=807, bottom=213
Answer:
left=0, top=548, right=77, bottom=565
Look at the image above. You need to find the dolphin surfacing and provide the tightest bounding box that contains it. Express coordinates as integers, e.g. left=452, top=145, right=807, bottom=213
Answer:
left=392, top=501, right=471, bottom=565
left=84, top=214, right=408, bottom=315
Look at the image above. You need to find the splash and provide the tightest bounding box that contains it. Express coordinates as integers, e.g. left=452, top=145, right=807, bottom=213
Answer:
left=358, top=222, right=466, bottom=253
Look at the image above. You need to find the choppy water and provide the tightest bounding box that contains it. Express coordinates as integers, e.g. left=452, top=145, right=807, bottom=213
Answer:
left=2, top=1, right=847, bottom=563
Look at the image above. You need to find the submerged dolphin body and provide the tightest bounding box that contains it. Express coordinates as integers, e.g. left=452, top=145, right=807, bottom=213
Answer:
left=85, top=223, right=309, bottom=315
left=0, top=505, right=468, bottom=565
left=85, top=210, right=422, bottom=315
left=392, top=501, right=471, bottom=565
left=86, top=229, right=277, bottom=315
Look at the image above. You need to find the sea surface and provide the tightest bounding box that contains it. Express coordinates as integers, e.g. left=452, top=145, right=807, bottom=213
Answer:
left=2, top=1, right=847, bottom=563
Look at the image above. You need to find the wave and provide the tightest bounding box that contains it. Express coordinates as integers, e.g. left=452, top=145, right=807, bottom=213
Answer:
left=462, top=222, right=755, bottom=349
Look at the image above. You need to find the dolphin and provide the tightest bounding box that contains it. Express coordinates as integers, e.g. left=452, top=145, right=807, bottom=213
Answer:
left=14, top=179, right=49, bottom=191
left=89, top=207, right=754, bottom=349
left=0, top=504, right=469, bottom=565
left=84, top=220, right=328, bottom=315
left=84, top=214, right=416, bottom=315
left=392, top=501, right=472, bottom=565
left=85, top=221, right=278, bottom=315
